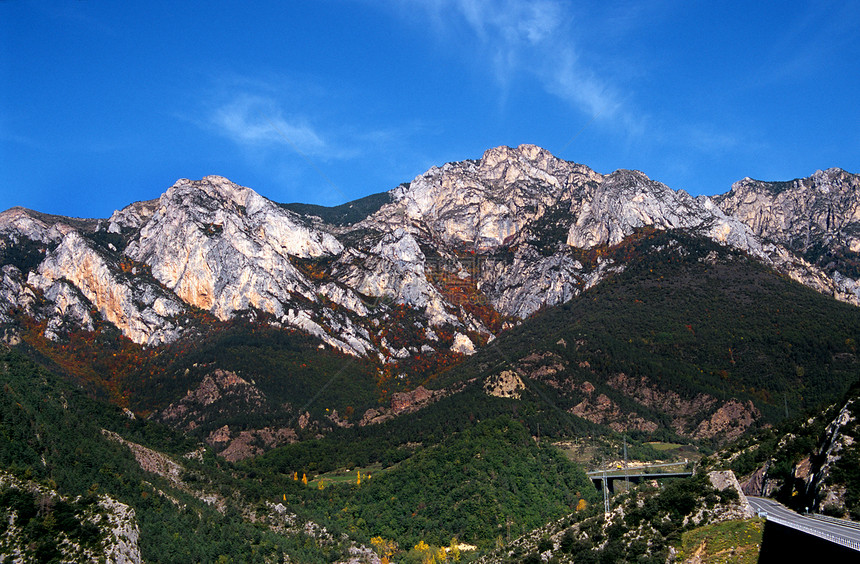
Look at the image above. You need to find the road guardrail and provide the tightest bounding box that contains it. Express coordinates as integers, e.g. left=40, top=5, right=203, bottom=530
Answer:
left=764, top=513, right=860, bottom=552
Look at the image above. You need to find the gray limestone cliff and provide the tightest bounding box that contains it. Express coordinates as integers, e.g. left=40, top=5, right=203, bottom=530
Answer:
left=716, top=168, right=860, bottom=300
left=716, top=168, right=860, bottom=255
left=0, top=145, right=858, bottom=359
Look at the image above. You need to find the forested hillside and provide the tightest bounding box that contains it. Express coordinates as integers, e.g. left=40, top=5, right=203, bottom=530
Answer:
left=0, top=344, right=606, bottom=561
left=437, top=229, right=860, bottom=444
left=0, top=346, right=343, bottom=562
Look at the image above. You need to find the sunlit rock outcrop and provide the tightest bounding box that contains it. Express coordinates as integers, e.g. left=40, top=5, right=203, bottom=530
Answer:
left=371, top=144, right=601, bottom=249
left=1, top=144, right=858, bottom=355
left=29, top=231, right=185, bottom=345
left=716, top=167, right=860, bottom=303
left=124, top=176, right=342, bottom=319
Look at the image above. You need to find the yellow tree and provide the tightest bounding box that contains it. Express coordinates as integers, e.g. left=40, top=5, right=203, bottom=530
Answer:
left=356, top=470, right=361, bottom=486
left=447, top=539, right=461, bottom=562
left=413, top=541, right=431, bottom=564
left=302, top=473, right=308, bottom=486
left=413, top=541, right=440, bottom=564
left=370, top=536, right=398, bottom=562
left=576, top=498, right=588, bottom=512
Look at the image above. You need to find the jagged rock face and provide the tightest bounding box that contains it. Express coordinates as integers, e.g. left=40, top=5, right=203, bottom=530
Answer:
left=566, top=169, right=756, bottom=251
left=803, top=399, right=856, bottom=513
left=716, top=168, right=860, bottom=256
left=373, top=144, right=601, bottom=249
left=1, top=144, right=859, bottom=358
left=125, top=176, right=342, bottom=319
left=29, top=231, right=186, bottom=345
left=479, top=249, right=622, bottom=318
left=107, top=198, right=160, bottom=233
left=154, top=369, right=270, bottom=432
left=0, top=265, right=34, bottom=324
left=694, top=400, right=760, bottom=441
left=715, top=169, right=860, bottom=304
left=0, top=206, right=93, bottom=244
left=335, top=228, right=457, bottom=326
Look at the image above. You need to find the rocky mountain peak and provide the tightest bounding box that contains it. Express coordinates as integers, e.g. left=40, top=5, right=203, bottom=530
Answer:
left=124, top=176, right=344, bottom=321
left=565, top=167, right=754, bottom=252
left=478, top=143, right=564, bottom=175
left=2, top=145, right=860, bottom=359
left=811, top=167, right=849, bottom=187
left=0, top=206, right=96, bottom=244
left=716, top=167, right=860, bottom=263
left=375, top=144, right=601, bottom=250
left=165, top=175, right=254, bottom=209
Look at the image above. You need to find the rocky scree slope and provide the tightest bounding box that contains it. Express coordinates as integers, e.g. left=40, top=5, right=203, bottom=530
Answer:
left=1, top=145, right=858, bottom=363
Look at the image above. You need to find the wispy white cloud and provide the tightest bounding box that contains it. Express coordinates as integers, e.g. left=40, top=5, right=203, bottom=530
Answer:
left=210, top=94, right=328, bottom=155
left=395, top=0, right=760, bottom=165
left=544, top=48, right=620, bottom=118
left=186, top=74, right=443, bottom=204
left=404, top=0, right=623, bottom=120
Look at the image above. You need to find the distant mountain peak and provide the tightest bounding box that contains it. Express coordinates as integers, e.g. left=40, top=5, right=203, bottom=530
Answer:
left=1, top=146, right=859, bottom=357
left=717, top=166, right=860, bottom=284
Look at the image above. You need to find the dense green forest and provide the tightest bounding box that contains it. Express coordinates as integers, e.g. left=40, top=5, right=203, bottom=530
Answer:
left=249, top=416, right=599, bottom=549
left=280, top=190, right=392, bottom=226
left=0, top=346, right=605, bottom=560
left=0, top=347, right=340, bottom=562
left=441, top=230, right=860, bottom=429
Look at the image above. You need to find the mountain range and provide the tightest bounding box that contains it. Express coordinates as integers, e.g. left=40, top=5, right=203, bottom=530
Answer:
left=3, top=145, right=858, bottom=350
left=2, top=145, right=860, bottom=454
left=4, top=144, right=860, bottom=561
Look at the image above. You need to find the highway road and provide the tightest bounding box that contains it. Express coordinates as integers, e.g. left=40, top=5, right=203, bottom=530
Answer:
left=747, top=496, right=860, bottom=552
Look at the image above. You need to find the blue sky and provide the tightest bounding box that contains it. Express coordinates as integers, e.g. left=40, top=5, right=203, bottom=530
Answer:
left=2, top=1, right=859, bottom=219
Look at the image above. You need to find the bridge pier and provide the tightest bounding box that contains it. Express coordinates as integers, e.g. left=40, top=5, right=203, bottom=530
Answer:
left=591, top=476, right=614, bottom=493
left=588, top=470, right=692, bottom=493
